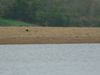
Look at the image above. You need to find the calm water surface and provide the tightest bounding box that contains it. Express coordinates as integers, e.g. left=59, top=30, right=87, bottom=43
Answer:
left=0, top=44, right=100, bottom=75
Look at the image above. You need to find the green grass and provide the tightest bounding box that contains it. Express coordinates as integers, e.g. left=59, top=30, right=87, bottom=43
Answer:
left=0, top=18, right=34, bottom=26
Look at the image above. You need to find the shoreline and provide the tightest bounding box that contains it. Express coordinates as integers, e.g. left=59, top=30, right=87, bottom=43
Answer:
left=0, top=27, right=100, bottom=44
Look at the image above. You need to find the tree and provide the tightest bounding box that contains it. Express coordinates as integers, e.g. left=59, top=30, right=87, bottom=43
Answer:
left=88, top=0, right=98, bottom=18
left=0, top=0, right=16, bottom=17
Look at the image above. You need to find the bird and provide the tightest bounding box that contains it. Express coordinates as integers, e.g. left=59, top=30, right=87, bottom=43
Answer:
left=25, top=28, right=29, bottom=32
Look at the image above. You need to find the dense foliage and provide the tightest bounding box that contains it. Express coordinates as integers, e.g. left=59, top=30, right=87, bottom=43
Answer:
left=0, top=0, right=100, bottom=26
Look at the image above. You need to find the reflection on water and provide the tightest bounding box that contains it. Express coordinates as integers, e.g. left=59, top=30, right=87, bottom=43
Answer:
left=0, top=44, right=100, bottom=75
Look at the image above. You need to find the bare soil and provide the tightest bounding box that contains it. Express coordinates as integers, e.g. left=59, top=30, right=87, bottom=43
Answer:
left=0, top=27, right=100, bottom=44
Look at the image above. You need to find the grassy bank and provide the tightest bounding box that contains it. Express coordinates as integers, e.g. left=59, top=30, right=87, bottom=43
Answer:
left=0, top=18, right=34, bottom=26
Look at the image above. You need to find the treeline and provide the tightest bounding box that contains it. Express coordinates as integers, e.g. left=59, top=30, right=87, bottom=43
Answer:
left=0, top=0, right=100, bottom=27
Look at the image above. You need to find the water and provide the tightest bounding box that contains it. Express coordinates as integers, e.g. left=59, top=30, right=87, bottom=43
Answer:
left=0, top=44, right=100, bottom=75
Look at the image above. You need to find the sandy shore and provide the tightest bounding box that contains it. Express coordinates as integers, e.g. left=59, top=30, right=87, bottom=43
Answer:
left=0, top=27, right=100, bottom=44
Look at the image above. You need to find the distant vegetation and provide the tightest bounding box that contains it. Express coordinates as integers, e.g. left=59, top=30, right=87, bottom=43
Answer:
left=0, top=18, right=33, bottom=26
left=0, top=0, right=100, bottom=27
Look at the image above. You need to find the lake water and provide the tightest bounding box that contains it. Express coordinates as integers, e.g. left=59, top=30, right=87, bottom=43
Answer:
left=0, top=44, right=100, bottom=75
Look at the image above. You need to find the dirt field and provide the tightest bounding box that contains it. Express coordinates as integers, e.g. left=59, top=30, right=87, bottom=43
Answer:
left=0, top=27, right=100, bottom=44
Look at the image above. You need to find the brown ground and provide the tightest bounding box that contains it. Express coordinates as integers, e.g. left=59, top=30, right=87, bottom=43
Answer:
left=0, top=27, right=100, bottom=44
